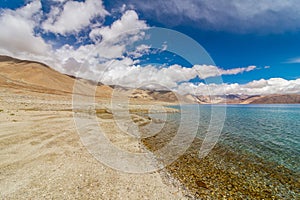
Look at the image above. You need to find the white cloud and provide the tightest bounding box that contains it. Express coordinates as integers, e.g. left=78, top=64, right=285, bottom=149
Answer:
left=43, top=0, right=109, bottom=35
left=0, top=2, right=149, bottom=74
left=176, top=78, right=300, bottom=96
left=286, top=57, right=300, bottom=63
left=51, top=0, right=69, bottom=3
left=58, top=10, right=149, bottom=60
left=127, top=44, right=151, bottom=58
left=126, top=0, right=300, bottom=33
left=89, top=10, right=148, bottom=46
left=194, top=65, right=256, bottom=79
left=0, top=1, right=50, bottom=56
left=79, top=62, right=258, bottom=90
left=53, top=9, right=149, bottom=74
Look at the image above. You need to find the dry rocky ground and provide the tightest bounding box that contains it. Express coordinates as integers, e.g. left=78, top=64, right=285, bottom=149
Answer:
left=0, top=88, right=187, bottom=199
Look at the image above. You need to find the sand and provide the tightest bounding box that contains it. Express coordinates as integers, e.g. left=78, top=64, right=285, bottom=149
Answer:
left=0, top=90, right=187, bottom=199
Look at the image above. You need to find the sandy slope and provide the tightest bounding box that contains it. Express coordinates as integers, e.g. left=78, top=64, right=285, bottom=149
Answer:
left=0, top=56, right=113, bottom=100
left=0, top=90, right=186, bottom=199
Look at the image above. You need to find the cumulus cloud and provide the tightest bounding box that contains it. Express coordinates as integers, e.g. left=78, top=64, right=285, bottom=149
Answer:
left=42, top=0, right=109, bottom=35
left=122, top=0, right=300, bottom=33
left=0, top=1, right=50, bottom=57
left=89, top=10, right=147, bottom=43
left=98, top=63, right=194, bottom=88
left=0, top=1, right=148, bottom=73
left=176, top=78, right=300, bottom=95
left=127, top=44, right=151, bottom=58
left=80, top=62, right=258, bottom=90
left=87, top=10, right=148, bottom=59
left=50, top=9, right=148, bottom=75
left=50, top=9, right=148, bottom=70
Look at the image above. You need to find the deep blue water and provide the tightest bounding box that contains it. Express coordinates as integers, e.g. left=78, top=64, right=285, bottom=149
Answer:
left=164, top=104, right=300, bottom=172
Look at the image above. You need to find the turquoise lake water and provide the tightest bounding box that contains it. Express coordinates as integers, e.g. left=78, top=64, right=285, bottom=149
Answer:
left=165, top=104, right=300, bottom=173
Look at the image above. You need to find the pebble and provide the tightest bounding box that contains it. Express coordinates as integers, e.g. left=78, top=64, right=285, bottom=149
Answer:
left=141, top=128, right=299, bottom=199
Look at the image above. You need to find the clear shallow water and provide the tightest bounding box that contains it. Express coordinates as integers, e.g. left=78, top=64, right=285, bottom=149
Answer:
left=166, top=104, right=300, bottom=173
left=145, top=104, right=299, bottom=198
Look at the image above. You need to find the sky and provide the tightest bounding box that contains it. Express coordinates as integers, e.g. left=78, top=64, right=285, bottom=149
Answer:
left=0, top=0, right=299, bottom=95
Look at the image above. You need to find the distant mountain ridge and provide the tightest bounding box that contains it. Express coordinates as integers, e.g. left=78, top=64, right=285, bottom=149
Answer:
left=1, top=55, right=299, bottom=104
left=192, top=94, right=300, bottom=104
left=248, top=94, right=300, bottom=104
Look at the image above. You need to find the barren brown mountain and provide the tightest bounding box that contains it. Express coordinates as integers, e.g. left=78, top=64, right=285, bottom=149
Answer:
left=0, top=55, right=113, bottom=99
left=248, top=94, right=300, bottom=104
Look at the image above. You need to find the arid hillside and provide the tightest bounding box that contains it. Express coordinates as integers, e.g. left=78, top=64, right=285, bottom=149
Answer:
left=0, top=55, right=113, bottom=99
left=0, top=55, right=185, bottom=104
left=1, top=55, right=299, bottom=104
left=248, top=94, right=300, bottom=104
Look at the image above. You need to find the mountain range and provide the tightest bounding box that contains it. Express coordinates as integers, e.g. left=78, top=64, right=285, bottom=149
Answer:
left=1, top=55, right=299, bottom=104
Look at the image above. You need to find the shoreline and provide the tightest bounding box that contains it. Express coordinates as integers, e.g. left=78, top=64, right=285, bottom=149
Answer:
left=141, top=118, right=300, bottom=199
left=2, top=89, right=299, bottom=199
left=0, top=90, right=187, bottom=199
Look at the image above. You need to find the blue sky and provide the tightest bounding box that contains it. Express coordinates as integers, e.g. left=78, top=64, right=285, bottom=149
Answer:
left=103, top=0, right=300, bottom=83
left=0, top=0, right=299, bottom=95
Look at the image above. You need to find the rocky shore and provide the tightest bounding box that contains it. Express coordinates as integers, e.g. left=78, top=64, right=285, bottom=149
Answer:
left=141, top=120, right=300, bottom=199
